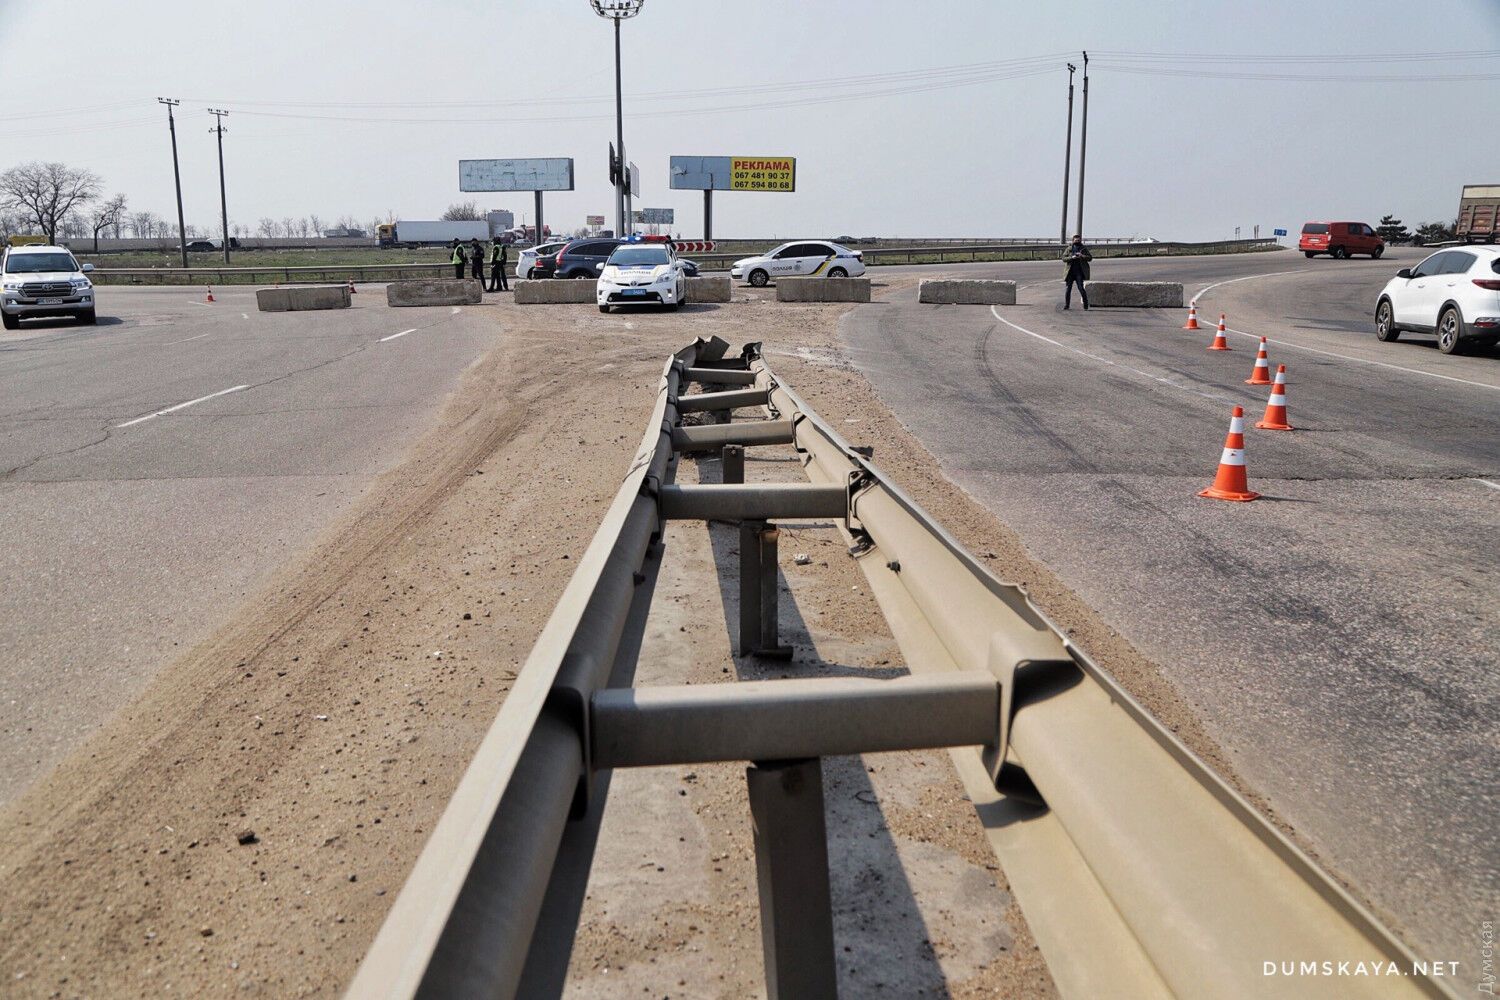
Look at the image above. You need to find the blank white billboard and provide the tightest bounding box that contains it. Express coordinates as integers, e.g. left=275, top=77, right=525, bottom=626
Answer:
left=459, top=158, right=575, bottom=192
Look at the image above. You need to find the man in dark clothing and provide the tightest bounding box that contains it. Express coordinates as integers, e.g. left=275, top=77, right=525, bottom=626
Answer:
left=469, top=239, right=484, bottom=282
left=1063, top=234, right=1092, bottom=310
left=450, top=239, right=466, bottom=279
left=488, top=240, right=509, bottom=292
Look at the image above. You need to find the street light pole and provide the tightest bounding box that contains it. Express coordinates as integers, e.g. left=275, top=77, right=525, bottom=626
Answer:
left=1060, top=62, right=1075, bottom=245
left=208, top=108, right=231, bottom=264
left=1075, top=52, right=1089, bottom=239
left=158, top=97, right=188, bottom=268
left=592, top=0, right=644, bottom=238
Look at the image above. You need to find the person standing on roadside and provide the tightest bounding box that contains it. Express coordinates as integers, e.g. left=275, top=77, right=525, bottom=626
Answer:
left=450, top=238, right=466, bottom=279
left=488, top=239, right=509, bottom=292
left=1063, top=234, right=1092, bottom=310
left=469, top=238, right=484, bottom=282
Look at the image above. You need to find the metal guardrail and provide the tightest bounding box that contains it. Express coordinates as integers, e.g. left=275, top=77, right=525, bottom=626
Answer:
left=346, top=339, right=1451, bottom=1000
left=86, top=240, right=1280, bottom=286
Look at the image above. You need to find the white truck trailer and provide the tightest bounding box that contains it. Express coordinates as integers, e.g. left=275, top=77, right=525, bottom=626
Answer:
left=376, top=220, right=490, bottom=247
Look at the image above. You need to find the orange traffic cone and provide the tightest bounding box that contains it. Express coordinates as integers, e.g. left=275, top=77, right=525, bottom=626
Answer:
left=1183, top=302, right=1201, bottom=330
left=1245, top=337, right=1273, bottom=384
left=205, top=285, right=215, bottom=303
left=1255, top=365, right=1294, bottom=430
left=1198, top=406, right=1260, bottom=502
left=347, top=279, right=357, bottom=294
left=1208, top=313, right=1230, bottom=350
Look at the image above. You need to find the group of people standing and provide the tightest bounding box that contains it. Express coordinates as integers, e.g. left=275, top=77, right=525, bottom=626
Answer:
left=449, top=238, right=509, bottom=292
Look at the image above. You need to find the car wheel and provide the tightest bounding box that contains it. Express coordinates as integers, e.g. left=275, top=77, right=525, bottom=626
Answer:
left=1, top=312, right=18, bottom=330
left=1304, top=251, right=1317, bottom=258
left=828, top=267, right=848, bottom=278
left=1436, top=307, right=1465, bottom=355
left=1331, top=246, right=1347, bottom=259
left=598, top=305, right=610, bottom=313
left=78, top=309, right=97, bottom=325
left=748, top=269, right=769, bottom=288
left=1371, top=245, right=1384, bottom=259
left=1374, top=299, right=1399, bottom=342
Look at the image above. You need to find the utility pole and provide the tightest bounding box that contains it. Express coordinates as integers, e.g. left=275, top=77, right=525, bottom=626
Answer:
left=1074, top=52, right=1089, bottom=239
left=208, top=108, right=230, bottom=264
left=1060, top=62, right=1076, bottom=245
left=593, top=0, right=644, bottom=238
left=158, top=98, right=188, bottom=268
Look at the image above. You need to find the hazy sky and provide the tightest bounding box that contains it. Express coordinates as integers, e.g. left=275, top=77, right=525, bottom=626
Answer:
left=3, top=1, right=1497, bottom=241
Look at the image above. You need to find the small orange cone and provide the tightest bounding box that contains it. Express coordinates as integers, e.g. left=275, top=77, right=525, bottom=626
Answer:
left=1183, top=302, right=1201, bottom=330
left=1198, top=406, right=1260, bottom=502
left=205, top=285, right=215, bottom=303
left=1245, top=337, right=1273, bottom=384
left=1208, top=313, right=1230, bottom=350
left=1255, top=365, right=1294, bottom=431
left=347, top=279, right=357, bottom=294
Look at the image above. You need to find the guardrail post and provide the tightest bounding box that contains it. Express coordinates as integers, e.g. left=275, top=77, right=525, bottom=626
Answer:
left=746, top=758, right=838, bottom=1000
left=737, top=521, right=791, bottom=659
left=722, top=444, right=745, bottom=485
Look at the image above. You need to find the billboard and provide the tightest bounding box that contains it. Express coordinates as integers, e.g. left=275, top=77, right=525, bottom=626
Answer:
left=459, top=158, right=574, bottom=192
left=586, top=215, right=606, bottom=227
left=638, top=208, right=674, bottom=225
left=670, top=155, right=796, bottom=192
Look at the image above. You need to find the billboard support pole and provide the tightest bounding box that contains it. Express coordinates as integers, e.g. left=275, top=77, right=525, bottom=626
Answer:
left=704, top=190, right=713, bottom=242
left=1060, top=63, right=1075, bottom=245
left=1075, top=51, right=1089, bottom=239
left=534, top=191, right=544, bottom=246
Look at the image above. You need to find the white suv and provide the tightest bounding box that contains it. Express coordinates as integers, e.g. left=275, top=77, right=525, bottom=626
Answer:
left=1, top=244, right=97, bottom=329
left=1374, top=246, right=1500, bottom=354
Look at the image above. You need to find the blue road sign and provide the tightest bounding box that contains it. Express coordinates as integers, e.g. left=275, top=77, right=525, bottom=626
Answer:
left=1273, top=228, right=1288, bottom=237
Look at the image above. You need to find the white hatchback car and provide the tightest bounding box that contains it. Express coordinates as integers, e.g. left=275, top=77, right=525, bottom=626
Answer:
left=730, top=240, right=865, bottom=287
left=597, top=243, right=687, bottom=312
left=517, top=241, right=568, bottom=280
left=1375, top=246, right=1500, bottom=354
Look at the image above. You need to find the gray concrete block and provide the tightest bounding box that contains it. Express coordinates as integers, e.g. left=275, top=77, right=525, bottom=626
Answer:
left=918, top=279, right=1017, bottom=305
left=386, top=278, right=485, bottom=307
left=775, top=277, right=872, bottom=303
left=1085, top=281, right=1183, bottom=308
left=255, top=285, right=351, bottom=312
left=687, top=276, right=732, bottom=303
left=512, top=279, right=597, bottom=304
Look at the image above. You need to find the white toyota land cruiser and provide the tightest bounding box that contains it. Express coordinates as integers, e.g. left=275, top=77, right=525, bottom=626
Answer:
left=1, top=244, right=96, bottom=329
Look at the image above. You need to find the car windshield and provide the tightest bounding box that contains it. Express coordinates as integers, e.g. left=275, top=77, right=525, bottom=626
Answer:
left=1302, top=224, right=1328, bottom=234
left=5, top=252, right=77, bottom=273
left=608, top=247, right=670, bottom=266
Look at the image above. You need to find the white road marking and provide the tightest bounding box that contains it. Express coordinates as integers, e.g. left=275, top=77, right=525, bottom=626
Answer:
left=1475, top=478, right=1500, bottom=493
left=116, top=385, right=248, bottom=428
left=450, top=306, right=461, bottom=315
left=989, top=306, right=1231, bottom=402
left=1192, top=269, right=1500, bottom=393
left=241, top=312, right=249, bottom=320
left=160, top=332, right=211, bottom=346
left=380, top=328, right=418, bottom=343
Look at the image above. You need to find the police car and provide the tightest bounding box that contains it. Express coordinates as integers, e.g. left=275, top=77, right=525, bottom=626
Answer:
left=729, top=240, right=865, bottom=287
left=596, top=242, right=687, bottom=312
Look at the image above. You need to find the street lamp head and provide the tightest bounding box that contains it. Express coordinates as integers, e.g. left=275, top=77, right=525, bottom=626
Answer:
left=591, top=0, right=644, bottom=19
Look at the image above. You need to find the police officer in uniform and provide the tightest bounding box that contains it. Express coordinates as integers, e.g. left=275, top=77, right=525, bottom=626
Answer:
left=488, top=239, right=509, bottom=292
left=469, top=238, right=484, bottom=282
left=450, top=239, right=466, bottom=279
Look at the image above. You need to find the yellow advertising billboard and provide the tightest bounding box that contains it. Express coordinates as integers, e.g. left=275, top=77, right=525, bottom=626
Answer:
left=729, top=157, right=796, bottom=192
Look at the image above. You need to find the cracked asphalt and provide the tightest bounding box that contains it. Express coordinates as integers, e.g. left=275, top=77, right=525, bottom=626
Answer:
left=0, top=286, right=502, bottom=803
left=846, top=248, right=1499, bottom=969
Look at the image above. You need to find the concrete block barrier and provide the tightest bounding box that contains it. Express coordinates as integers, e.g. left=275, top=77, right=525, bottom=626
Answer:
left=775, top=277, right=872, bottom=303
left=1086, top=281, right=1183, bottom=308
left=255, top=285, right=351, bottom=312
left=513, top=279, right=596, bottom=305
left=386, top=278, right=484, bottom=307
left=687, top=276, right=732, bottom=303
left=918, top=279, right=1017, bottom=305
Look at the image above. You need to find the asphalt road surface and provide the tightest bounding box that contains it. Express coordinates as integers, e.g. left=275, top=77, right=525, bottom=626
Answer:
left=846, top=247, right=1498, bottom=968
left=0, top=286, right=503, bottom=803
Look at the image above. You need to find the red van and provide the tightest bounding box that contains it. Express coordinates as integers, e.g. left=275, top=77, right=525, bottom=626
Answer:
left=1299, top=222, right=1385, bottom=259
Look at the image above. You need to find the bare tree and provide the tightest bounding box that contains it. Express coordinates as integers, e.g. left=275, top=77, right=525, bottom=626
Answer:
left=334, top=214, right=358, bottom=232
left=308, top=213, right=323, bottom=238
left=89, top=193, right=128, bottom=252
left=232, top=222, right=246, bottom=239
left=257, top=217, right=277, bottom=238
left=0, top=161, right=101, bottom=242
left=441, top=200, right=481, bottom=221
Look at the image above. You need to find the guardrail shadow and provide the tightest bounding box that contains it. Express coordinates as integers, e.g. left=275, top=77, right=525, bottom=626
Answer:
left=693, top=448, right=962, bottom=998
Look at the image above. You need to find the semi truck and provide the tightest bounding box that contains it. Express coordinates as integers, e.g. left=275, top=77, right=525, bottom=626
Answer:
left=376, top=220, right=490, bottom=248
left=1457, top=184, right=1500, bottom=243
